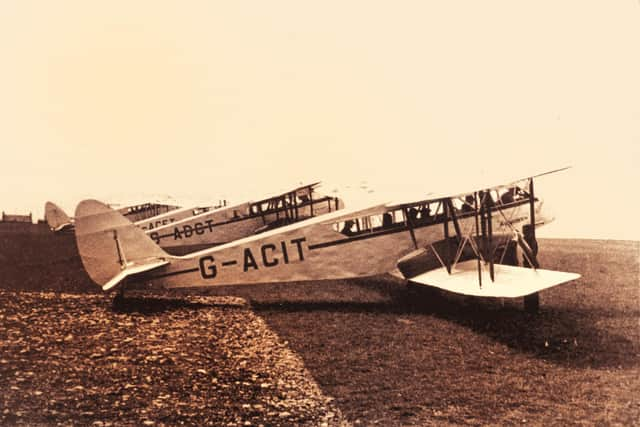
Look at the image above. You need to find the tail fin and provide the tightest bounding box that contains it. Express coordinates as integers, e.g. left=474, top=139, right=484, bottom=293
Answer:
left=45, top=201, right=73, bottom=231
left=74, top=200, right=170, bottom=291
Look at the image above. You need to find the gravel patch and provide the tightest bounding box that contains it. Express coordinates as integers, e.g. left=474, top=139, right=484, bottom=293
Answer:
left=0, top=291, right=348, bottom=426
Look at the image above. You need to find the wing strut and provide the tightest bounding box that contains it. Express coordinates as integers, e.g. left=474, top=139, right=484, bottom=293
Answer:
left=478, top=191, right=495, bottom=282
left=486, top=191, right=495, bottom=281
left=474, top=192, right=482, bottom=288
left=443, top=200, right=451, bottom=274
left=445, top=198, right=462, bottom=238
left=524, top=178, right=541, bottom=312
left=404, top=207, right=419, bottom=250
left=528, top=178, right=537, bottom=260
left=291, top=191, right=299, bottom=221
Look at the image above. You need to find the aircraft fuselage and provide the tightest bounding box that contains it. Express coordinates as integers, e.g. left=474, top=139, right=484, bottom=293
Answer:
left=141, top=197, right=544, bottom=289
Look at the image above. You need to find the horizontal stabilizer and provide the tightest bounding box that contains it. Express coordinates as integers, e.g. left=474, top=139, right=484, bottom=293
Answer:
left=102, top=259, right=169, bottom=291
left=408, top=260, right=580, bottom=298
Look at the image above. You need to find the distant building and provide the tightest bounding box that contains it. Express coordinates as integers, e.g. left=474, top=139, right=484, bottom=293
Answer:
left=1, top=212, right=32, bottom=223
left=0, top=211, right=49, bottom=234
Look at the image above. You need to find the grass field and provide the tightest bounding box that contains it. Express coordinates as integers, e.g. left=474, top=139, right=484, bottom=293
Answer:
left=1, top=238, right=638, bottom=425
left=190, top=239, right=640, bottom=425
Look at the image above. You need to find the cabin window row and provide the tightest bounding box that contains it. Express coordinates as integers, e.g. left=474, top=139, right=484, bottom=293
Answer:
left=249, top=192, right=312, bottom=215
left=333, top=209, right=408, bottom=236
left=332, top=186, right=531, bottom=237
left=248, top=191, right=331, bottom=216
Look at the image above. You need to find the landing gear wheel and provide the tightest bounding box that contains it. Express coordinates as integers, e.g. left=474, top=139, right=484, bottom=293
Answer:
left=524, top=292, right=540, bottom=314
left=112, top=288, right=126, bottom=308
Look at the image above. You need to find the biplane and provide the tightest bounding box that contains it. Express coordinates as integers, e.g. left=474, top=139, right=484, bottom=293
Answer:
left=146, top=182, right=343, bottom=255
left=48, top=183, right=343, bottom=255
left=45, top=202, right=215, bottom=233
left=74, top=169, right=580, bottom=312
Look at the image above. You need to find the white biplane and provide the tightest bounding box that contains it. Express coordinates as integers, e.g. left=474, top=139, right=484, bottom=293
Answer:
left=146, top=182, right=343, bottom=255
left=44, top=201, right=216, bottom=233
left=47, top=183, right=343, bottom=255
left=74, top=169, right=580, bottom=312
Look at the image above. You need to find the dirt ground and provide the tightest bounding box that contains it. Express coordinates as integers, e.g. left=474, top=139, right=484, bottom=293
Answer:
left=1, top=238, right=638, bottom=425
left=0, top=293, right=346, bottom=426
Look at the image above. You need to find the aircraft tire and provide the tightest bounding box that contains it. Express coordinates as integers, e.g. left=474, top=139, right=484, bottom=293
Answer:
left=524, top=292, right=540, bottom=314
left=112, top=289, right=127, bottom=309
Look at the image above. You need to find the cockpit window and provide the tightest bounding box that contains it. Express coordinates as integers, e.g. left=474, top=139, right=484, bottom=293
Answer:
left=497, top=186, right=529, bottom=205
left=192, top=207, right=210, bottom=216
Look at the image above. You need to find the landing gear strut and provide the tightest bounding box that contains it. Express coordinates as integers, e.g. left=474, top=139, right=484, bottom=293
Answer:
left=521, top=177, right=540, bottom=314
left=503, top=237, right=540, bottom=314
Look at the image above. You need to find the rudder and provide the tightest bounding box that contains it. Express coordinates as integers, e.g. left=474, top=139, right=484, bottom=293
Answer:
left=45, top=201, right=73, bottom=232
left=74, top=200, right=170, bottom=290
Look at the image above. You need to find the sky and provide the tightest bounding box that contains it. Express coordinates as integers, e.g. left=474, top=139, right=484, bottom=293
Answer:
left=0, top=1, right=638, bottom=240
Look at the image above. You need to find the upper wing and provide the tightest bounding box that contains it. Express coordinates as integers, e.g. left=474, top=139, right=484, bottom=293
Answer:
left=386, top=166, right=571, bottom=210
left=248, top=181, right=322, bottom=205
